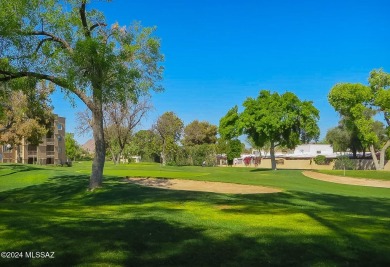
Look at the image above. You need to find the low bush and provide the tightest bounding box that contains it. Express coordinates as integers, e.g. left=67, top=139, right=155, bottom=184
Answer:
left=313, top=155, right=327, bottom=165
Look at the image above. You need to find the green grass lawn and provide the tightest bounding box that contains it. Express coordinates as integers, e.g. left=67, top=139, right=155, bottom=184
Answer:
left=1, top=162, right=390, bottom=266
left=318, top=169, right=390, bottom=181
left=0, top=164, right=56, bottom=192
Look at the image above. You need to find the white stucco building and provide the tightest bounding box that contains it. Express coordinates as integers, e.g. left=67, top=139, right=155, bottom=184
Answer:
left=291, top=144, right=334, bottom=157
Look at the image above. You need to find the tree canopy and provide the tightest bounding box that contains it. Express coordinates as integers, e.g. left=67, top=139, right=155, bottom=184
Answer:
left=0, top=80, right=53, bottom=146
left=328, top=69, right=390, bottom=170
left=220, top=90, right=320, bottom=170
left=325, top=117, right=364, bottom=157
left=127, top=130, right=161, bottom=163
left=154, top=112, right=183, bottom=165
left=182, top=120, right=217, bottom=146
left=0, top=0, right=163, bottom=188
left=65, top=133, right=86, bottom=161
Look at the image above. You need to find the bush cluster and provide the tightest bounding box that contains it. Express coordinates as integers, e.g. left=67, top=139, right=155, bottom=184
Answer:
left=313, top=155, right=328, bottom=165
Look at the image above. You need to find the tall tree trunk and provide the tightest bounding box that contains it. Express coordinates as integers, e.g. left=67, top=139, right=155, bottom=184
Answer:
left=115, top=152, right=121, bottom=165
left=369, top=144, right=380, bottom=170
left=351, top=147, right=357, bottom=159
left=270, top=141, right=277, bottom=170
left=110, top=150, right=116, bottom=164
left=370, top=141, right=390, bottom=170
left=161, top=139, right=166, bottom=165
left=89, top=102, right=105, bottom=190
left=379, top=140, right=390, bottom=170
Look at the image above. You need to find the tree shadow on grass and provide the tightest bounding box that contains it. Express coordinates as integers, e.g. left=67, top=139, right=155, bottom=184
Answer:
left=0, top=164, right=47, bottom=177
left=1, top=175, right=390, bottom=266
left=249, top=168, right=273, bottom=172
left=0, top=210, right=388, bottom=266
left=0, top=174, right=90, bottom=203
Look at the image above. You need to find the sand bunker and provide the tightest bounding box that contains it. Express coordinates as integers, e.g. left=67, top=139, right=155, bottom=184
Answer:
left=302, top=171, right=390, bottom=188
left=125, top=177, right=282, bottom=194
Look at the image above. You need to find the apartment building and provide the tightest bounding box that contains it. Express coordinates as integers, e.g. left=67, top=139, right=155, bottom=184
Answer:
left=0, top=115, right=66, bottom=165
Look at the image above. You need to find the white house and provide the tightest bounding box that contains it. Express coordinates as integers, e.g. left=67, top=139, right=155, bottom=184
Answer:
left=290, top=144, right=334, bottom=158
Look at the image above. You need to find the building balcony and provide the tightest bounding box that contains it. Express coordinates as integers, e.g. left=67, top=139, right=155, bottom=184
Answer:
left=46, top=138, right=55, bottom=145
left=46, top=151, right=55, bottom=157
left=27, top=151, right=37, bottom=156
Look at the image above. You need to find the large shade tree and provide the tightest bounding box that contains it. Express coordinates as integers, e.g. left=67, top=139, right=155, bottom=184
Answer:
left=328, top=69, right=390, bottom=170
left=220, top=90, right=320, bottom=170
left=0, top=1, right=163, bottom=189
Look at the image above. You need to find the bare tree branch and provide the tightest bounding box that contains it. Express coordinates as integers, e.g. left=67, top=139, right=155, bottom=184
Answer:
left=30, top=31, right=73, bottom=53
left=76, top=109, right=93, bottom=136
left=90, top=22, right=107, bottom=32
left=0, top=70, right=93, bottom=110
left=34, top=38, right=54, bottom=54
left=79, top=1, right=90, bottom=37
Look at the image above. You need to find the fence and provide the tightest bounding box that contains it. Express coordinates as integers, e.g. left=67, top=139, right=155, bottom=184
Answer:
left=230, top=158, right=390, bottom=170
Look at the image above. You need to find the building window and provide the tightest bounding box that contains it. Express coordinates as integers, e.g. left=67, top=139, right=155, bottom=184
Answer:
left=3, top=144, right=12, bottom=152
left=316, top=151, right=321, bottom=154
left=57, top=135, right=62, bottom=141
left=57, top=123, right=63, bottom=130
left=58, top=147, right=62, bottom=153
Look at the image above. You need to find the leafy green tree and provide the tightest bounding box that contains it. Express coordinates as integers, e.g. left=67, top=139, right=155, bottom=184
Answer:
left=328, top=69, right=390, bottom=170
left=182, top=120, right=217, bottom=146
left=154, top=112, right=183, bottom=165
left=221, top=90, right=320, bottom=170
left=0, top=81, right=53, bottom=147
left=215, top=138, right=229, bottom=155
left=127, top=130, right=162, bottom=162
left=185, top=144, right=216, bottom=166
left=65, top=133, right=83, bottom=161
left=219, top=106, right=241, bottom=140
left=226, top=139, right=242, bottom=166
left=325, top=117, right=365, bottom=157
left=0, top=1, right=163, bottom=189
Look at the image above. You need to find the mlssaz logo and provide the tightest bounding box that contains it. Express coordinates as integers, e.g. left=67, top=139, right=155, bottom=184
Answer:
left=25, top=252, right=55, bottom=259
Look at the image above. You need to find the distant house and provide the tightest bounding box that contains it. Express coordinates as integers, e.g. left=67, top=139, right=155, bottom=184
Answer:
left=290, top=144, right=334, bottom=158
left=0, top=115, right=66, bottom=164
left=237, top=144, right=336, bottom=163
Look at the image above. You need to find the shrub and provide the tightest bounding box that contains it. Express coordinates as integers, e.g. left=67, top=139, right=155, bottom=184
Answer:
left=186, top=144, right=216, bottom=166
left=313, top=155, right=327, bottom=165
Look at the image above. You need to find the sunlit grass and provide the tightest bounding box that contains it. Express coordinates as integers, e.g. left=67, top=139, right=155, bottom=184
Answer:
left=0, top=164, right=58, bottom=192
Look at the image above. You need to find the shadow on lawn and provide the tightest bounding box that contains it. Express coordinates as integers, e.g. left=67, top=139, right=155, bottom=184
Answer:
left=0, top=164, right=46, bottom=177
left=0, top=208, right=388, bottom=266
left=0, top=175, right=390, bottom=266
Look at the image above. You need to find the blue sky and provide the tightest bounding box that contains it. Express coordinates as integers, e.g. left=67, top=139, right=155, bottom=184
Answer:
left=52, top=0, right=390, bottom=145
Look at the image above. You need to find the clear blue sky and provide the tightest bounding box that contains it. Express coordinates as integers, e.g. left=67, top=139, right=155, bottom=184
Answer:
left=51, top=0, right=390, bottom=145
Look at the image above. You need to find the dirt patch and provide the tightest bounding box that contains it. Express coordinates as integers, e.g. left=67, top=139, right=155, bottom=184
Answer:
left=125, top=177, right=282, bottom=194
left=302, top=171, right=390, bottom=188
